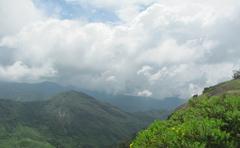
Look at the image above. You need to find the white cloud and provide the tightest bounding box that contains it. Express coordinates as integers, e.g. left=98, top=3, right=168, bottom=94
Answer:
left=0, top=0, right=240, bottom=99
left=0, top=0, right=45, bottom=37
left=106, top=76, right=116, bottom=82
left=137, top=39, right=207, bottom=65
left=137, top=90, right=153, bottom=97
left=0, top=61, right=57, bottom=82
left=137, top=66, right=153, bottom=76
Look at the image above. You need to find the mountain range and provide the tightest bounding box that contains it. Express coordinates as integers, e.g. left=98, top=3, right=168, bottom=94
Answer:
left=0, top=81, right=184, bottom=113
left=0, top=91, right=151, bottom=147
left=0, top=81, right=186, bottom=147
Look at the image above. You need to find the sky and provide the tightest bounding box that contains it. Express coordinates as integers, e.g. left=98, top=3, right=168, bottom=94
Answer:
left=0, top=0, right=240, bottom=99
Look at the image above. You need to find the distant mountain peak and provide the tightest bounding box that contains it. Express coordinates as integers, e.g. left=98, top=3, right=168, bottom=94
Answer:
left=51, top=90, right=95, bottom=101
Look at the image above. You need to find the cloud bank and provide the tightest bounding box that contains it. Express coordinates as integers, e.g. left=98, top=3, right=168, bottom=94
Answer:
left=0, top=0, right=240, bottom=99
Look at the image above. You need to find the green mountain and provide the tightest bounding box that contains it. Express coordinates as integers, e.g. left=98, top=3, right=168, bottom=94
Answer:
left=0, top=91, right=151, bottom=148
left=131, top=79, right=240, bottom=148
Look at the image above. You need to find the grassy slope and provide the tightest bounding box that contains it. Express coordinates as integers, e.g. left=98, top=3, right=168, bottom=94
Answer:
left=131, top=79, right=240, bottom=148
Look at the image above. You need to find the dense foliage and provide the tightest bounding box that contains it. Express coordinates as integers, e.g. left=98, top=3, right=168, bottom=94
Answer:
left=0, top=125, right=54, bottom=148
left=131, top=80, right=240, bottom=148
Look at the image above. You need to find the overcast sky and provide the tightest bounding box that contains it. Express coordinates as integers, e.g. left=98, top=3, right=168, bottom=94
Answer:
left=0, top=0, right=240, bottom=99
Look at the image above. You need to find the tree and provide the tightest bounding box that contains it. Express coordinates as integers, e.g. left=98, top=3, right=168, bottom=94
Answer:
left=233, top=70, right=240, bottom=79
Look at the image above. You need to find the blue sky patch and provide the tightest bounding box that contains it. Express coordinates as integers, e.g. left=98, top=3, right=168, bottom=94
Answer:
left=33, top=0, right=119, bottom=22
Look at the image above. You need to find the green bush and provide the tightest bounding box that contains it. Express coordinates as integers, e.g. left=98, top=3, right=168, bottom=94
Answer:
left=131, top=95, right=240, bottom=148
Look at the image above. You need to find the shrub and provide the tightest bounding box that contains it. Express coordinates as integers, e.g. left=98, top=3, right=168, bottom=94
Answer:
left=131, top=95, right=240, bottom=148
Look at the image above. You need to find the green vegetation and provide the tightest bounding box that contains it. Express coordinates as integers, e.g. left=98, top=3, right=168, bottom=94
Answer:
left=0, top=91, right=155, bottom=148
left=131, top=79, right=240, bottom=148
left=0, top=125, right=54, bottom=148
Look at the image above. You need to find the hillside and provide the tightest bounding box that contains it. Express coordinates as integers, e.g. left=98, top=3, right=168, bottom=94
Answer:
left=131, top=79, right=240, bottom=148
left=0, top=91, right=150, bottom=148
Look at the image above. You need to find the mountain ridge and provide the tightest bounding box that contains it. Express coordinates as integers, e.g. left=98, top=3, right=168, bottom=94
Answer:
left=0, top=90, right=155, bottom=147
left=0, top=81, right=185, bottom=113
